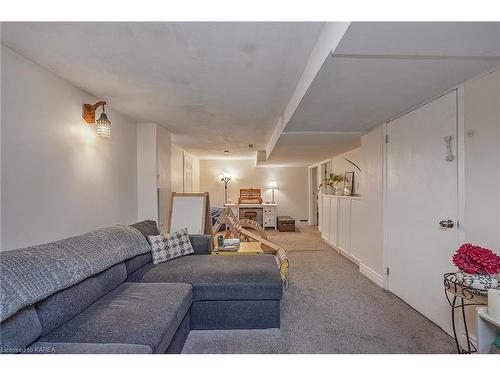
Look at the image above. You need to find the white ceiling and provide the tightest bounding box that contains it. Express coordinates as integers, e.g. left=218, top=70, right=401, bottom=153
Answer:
left=1, top=22, right=323, bottom=157
left=3, top=22, right=499, bottom=166
left=284, top=22, right=500, bottom=134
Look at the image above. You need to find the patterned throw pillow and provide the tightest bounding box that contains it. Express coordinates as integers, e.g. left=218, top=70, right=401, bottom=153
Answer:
left=148, top=228, right=194, bottom=264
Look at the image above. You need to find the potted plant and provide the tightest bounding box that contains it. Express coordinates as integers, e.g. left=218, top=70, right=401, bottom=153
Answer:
left=452, top=243, right=500, bottom=290
left=318, top=173, right=344, bottom=195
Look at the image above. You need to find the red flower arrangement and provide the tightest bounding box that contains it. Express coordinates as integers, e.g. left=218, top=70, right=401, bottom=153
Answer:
left=452, top=243, right=500, bottom=275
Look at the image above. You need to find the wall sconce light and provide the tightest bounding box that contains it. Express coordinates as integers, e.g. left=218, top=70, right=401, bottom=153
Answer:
left=220, top=175, right=232, bottom=205
left=269, top=181, right=277, bottom=204
left=83, top=101, right=111, bottom=137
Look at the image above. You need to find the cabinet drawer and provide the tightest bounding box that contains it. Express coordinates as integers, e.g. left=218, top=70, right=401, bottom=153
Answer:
left=264, top=216, right=276, bottom=226
left=264, top=207, right=276, bottom=215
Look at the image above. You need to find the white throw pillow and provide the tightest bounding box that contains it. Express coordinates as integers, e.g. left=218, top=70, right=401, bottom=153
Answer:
left=148, top=228, right=194, bottom=264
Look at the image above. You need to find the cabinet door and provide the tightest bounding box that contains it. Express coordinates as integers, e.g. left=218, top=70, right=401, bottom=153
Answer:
left=338, top=198, right=351, bottom=253
left=322, top=196, right=330, bottom=241
left=330, top=197, right=338, bottom=246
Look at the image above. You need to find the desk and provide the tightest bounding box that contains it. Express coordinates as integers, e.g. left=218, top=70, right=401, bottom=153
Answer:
left=225, top=203, right=277, bottom=229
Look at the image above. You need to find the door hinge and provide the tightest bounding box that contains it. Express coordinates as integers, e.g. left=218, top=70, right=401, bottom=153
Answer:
left=385, top=134, right=389, bottom=144
left=386, top=267, right=390, bottom=276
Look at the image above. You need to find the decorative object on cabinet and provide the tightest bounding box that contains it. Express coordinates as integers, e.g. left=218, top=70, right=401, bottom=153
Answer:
left=269, top=181, right=278, bottom=204
left=452, top=243, right=500, bottom=290
left=344, top=171, right=354, bottom=196
left=342, top=157, right=361, bottom=172
left=278, top=216, right=295, bottom=232
left=318, top=173, right=343, bottom=195
left=220, top=175, right=231, bottom=204
left=238, top=188, right=263, bottom=204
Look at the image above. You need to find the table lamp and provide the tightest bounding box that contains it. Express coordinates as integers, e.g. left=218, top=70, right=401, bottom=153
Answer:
left=269, top=181, right=277, bottom=204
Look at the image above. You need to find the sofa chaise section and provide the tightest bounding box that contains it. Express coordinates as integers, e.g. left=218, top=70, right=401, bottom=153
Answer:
left=127, top=253, right=283, bottom=329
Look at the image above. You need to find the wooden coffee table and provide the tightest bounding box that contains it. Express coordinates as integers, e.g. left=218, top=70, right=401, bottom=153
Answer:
left=212, top=241, right=264, bottom=255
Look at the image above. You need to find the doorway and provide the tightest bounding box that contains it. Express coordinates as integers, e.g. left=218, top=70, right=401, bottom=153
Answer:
left=385, top=90, right=459, bottom=335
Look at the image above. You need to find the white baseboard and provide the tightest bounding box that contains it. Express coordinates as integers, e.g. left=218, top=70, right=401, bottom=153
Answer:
left=338, top=247, right=361, bottom=265
left=359, top=263, right=384, bottom=288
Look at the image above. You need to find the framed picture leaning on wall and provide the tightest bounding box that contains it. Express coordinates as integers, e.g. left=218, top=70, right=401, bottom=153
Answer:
left=344, top=171, right=354, bottom=196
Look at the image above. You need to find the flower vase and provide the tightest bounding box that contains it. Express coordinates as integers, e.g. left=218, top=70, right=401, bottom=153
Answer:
left=455, top=271, right=499, bottom=291
left=333, top=183, right=342, bottom=196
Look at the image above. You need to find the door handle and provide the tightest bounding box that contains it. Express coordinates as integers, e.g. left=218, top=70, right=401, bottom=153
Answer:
left=439, top=219, right=454, bottom=229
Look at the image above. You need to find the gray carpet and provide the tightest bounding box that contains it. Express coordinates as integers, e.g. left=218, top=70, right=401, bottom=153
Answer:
left=182, top=226, right=455, bottom=353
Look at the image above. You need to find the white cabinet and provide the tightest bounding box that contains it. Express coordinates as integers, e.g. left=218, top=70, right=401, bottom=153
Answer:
left=338, top=198, right=351, bottom=254
left=263, top=205, right=277, bottom=229
left=320, top=195, right=361, bottom=264
left=225, top=203, right=277, bottom=230
left=329, top=196, right=338, bottom=246
left=322, top=195, right=331, bottom=241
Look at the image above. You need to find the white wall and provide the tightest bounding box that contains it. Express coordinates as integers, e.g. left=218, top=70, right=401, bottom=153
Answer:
left=350, top=68, right=500, bottom=287
left=464, top=68, right=500, bottom=250
left=171, top=144, right=185, bottom=194
left=136, top=122, right=158, bottom=223
left=1, top=46, right=138, bottom=250
left=199, top=159, right=309, bottom=220
left=357, top=126, right=384, bottom=279
left=331, top=147, right=362, bottom=195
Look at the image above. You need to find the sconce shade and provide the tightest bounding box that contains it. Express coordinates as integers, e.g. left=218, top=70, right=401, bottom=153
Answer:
left=96, top=112, right=111, bottom=137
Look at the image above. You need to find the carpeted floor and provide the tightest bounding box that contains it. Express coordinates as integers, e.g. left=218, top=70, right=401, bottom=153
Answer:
left=182, top=225, right=455, bottom=353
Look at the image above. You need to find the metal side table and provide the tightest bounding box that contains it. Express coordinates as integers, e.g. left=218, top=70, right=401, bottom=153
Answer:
left=444, top=273, right=488, bottom=354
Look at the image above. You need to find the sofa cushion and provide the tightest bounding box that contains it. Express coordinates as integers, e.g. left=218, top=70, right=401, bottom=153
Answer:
left=125, top=253, right=152, bottom=274
left=138, top=255, right=282, bottom=301
left=39, top=282, right=192, bottom=353
left=0, top=305, right=42, bottom=353
left=35, top=263, right=127, bottom=336
left=149, top=229, right=194, bottom=264
left=130, top=220, right=160, bottom=243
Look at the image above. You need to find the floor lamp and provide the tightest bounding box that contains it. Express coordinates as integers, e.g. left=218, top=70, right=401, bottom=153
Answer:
left=220, top=176, right=231, bottom=204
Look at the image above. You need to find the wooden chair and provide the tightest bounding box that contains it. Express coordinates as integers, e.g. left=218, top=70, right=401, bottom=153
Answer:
left=213, top=208, right=289, bottom=288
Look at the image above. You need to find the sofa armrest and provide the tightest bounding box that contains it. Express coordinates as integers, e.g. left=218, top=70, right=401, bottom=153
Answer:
left=188, top=235, right=212, bottom=255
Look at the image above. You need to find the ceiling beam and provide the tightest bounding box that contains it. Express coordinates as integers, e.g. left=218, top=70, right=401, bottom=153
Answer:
left=264, top=22, right=350, bottom=161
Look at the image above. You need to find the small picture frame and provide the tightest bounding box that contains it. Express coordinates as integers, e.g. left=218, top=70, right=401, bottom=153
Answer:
left=344, top=172, right=354, bottom=196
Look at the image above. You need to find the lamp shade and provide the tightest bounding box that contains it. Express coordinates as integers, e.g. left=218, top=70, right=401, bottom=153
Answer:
left=269, top=181, right=277, bottom=189
left=96, top=112, right=111, bottom=137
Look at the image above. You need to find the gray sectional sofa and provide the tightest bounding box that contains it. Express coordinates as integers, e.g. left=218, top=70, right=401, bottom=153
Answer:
left=0, top=220, right=283, bottom=354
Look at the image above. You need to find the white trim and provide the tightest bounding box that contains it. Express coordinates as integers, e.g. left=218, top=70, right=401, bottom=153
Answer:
left=337, top=246, right=361, bottom=265
left=382, top=123, right=389, bottom=290
left=457, top=85, right=466, bottom=245
left=282, top=130, right=367, bottom=135
left=359, top=263, right=385, bottom=288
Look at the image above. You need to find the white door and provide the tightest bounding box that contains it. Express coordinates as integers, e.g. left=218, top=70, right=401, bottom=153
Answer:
left=386, top=90, right=459, bottom=335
